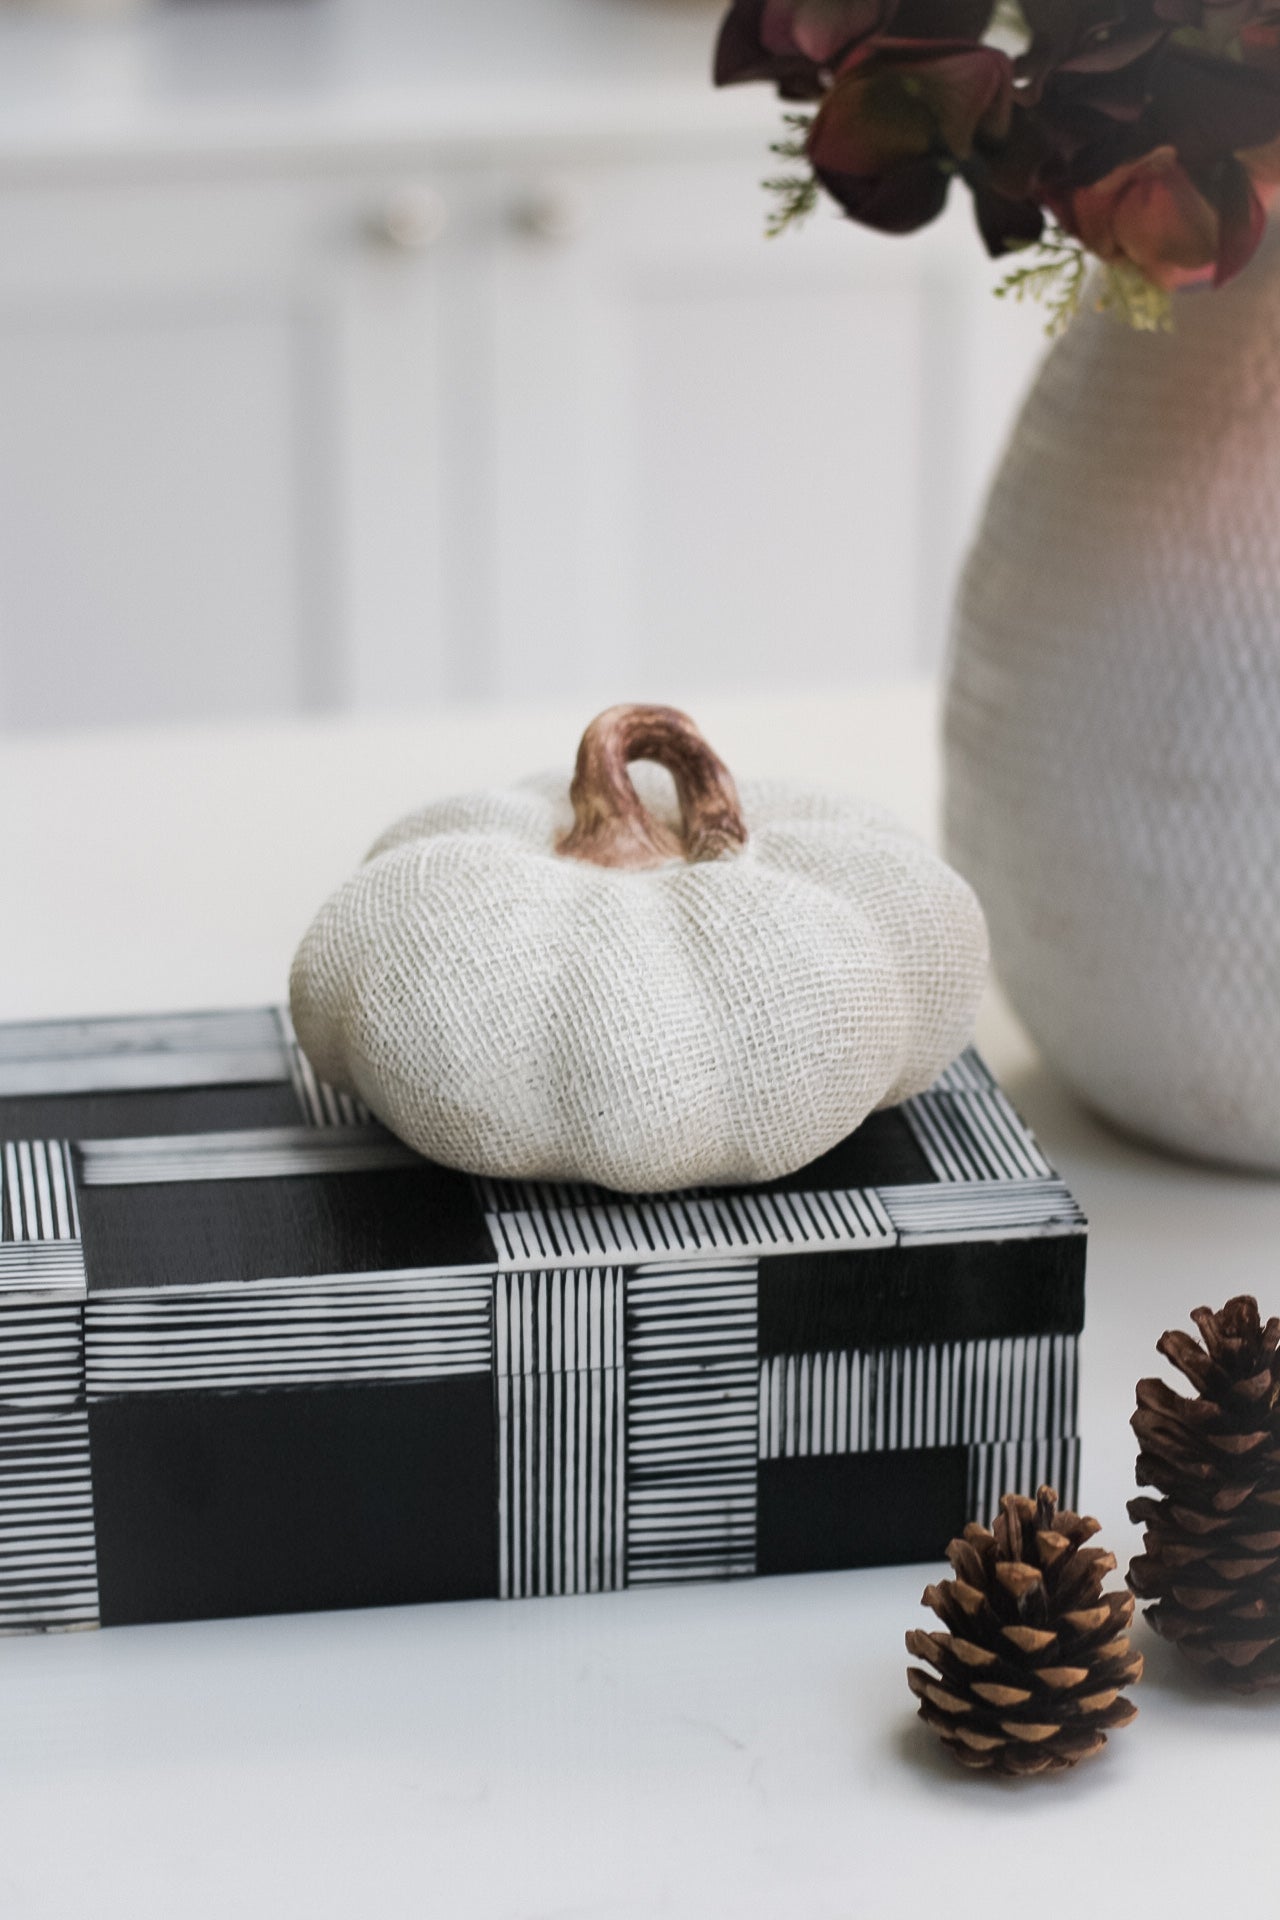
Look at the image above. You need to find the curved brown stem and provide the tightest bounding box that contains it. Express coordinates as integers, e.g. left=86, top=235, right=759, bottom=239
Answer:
left=556, top=703, right=749, bottom=871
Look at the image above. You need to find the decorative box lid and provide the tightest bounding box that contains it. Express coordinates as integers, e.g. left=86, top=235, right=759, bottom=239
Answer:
left=0, top=1005, right=1084, bottom=1345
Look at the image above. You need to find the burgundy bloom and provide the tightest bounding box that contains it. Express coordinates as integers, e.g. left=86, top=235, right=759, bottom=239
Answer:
left=1025, top=61, right=1161, bottom=204
left=1203, top=155, right=1270, bottom=283
left=892, top=0, right=998, bottom=34
left=714, top=0, right=997, bottom=96
left=1242, top=15, right=1280, bottom=58
left=760, top=0, right=884, bottom=61
left=1145, top=41, right=1280, bottom=163
left=716, top=0, right=1280, bottom=308
left=1057, top=143, right=1266, bottom=286
left=1063, top=147, right=1215, bottom=283
left=1019, top=0, right=1170, bottom=95
left=971, top=183, right=1049, bottom=252
left=1153, top=0, right=1277, bottom=49
left=807, top=39, right=1015, bottom=232
left=1243, top=123, right=1280, bottom=187
left=715, top=0, right=891, bottom=96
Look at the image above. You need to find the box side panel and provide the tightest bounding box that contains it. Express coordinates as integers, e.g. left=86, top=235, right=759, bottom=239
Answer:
left=757, top=1433, right=1082, bottom=1579
left=759, top=1235, right=1086, bottom=1355
left=759, top=1448, right=970, bottom=1573
left=88, top=1377, right=498, bottom=1627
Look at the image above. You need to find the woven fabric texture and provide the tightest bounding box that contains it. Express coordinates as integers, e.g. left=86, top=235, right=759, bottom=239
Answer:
left=290, top=769, right=987, bottom=1192
left=946, top=222, right=1280, bottom=1168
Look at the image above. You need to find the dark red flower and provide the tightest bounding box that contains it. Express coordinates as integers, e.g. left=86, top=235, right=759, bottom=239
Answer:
left=1212, top=155, right=1270, bottom=281
left=1153, top=0, right=1277, bottom=49
left=1019, top=0, right=1170, bottom=95
left=1055, top=143, right=1266, bottom=285
left=1242, top=16, right=1280, bottom=59
left=891, top=0, right=998, bottom=35
left=714, top=0, right=997, bottom=96
left=1144, top=41, right=1280, bottom=162
left=715, top=0, right=892, bottom=96
left=971, top=182, right=1049, bottom=252
left=1022, top=63, right=1160, bottom=207
left=716, top=0, right=1280, bottom=305
left=1243, top=125, right=1280, bottom=187
left=807, top=39, right=1015, bottom=232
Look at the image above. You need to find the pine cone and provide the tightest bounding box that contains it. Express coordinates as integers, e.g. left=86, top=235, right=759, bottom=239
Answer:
left=906, top=1486, right=1142, bottom=1775
left=1129, top=1295, right=1280, bottom=1691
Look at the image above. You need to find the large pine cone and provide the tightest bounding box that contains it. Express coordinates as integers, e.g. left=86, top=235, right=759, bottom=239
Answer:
left=906, top=1487, right=1141, bottom=1775
left=1129, top=1295, right=1280, bottom=1690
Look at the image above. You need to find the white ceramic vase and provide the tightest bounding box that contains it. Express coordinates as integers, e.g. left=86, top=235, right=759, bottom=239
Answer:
left=944, top=223, right=1280, bottom=1170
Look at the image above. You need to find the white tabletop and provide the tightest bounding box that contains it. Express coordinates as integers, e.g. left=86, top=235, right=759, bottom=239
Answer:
left=1, top=682, right=1275, bottom=1920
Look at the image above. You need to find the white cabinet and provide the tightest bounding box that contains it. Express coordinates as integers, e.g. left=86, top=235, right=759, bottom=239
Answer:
left=0, top=166, right=461, bottom=728
left=0, top=137, right=1046, bottom=730
left=488, top=155, right=969, bottom=705
left=481, top=152, right=1042, bottom=704
left=0, top=298, right=304, bottom=729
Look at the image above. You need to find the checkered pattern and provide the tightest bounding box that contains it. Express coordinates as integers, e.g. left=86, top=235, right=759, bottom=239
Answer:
left=0, top=1008, right=1085, bottom=1629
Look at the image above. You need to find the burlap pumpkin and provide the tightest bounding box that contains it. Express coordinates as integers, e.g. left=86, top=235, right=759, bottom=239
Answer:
left=290, top=704, right=988, bottom=1191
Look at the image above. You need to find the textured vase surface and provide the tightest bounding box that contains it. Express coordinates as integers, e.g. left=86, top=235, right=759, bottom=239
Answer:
left=945, top=225, right=1280, bottom=1170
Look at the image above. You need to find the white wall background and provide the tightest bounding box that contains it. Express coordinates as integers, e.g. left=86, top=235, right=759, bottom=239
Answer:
left=0, top=0, right=1048, bottom=731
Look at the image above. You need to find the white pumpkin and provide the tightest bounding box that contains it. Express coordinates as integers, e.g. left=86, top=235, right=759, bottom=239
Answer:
left=290, top=705, right=987, bottom=1192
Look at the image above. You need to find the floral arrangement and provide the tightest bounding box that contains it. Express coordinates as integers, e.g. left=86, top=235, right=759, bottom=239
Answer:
left=714, top=0, right=1280, bottom=328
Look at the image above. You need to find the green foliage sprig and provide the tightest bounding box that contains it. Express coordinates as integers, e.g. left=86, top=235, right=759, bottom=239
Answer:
left=994, top=230, right=1090, bottom=336
left=996, top=228, right=1174, bottom=337
left=763, top=113, right=819, bottom=238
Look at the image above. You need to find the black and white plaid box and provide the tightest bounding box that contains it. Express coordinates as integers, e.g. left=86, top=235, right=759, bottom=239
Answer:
left=0, top=1008, right=1084, bottom=1630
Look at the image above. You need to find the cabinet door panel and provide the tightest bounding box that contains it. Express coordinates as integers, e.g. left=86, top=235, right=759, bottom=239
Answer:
left=488, top=152, right=1044, bottom=705
left=0, top=306, right=303, bottom=729
left=631, top=277, right=922, bottom=693
left=0, top=170, right=452, bottom=731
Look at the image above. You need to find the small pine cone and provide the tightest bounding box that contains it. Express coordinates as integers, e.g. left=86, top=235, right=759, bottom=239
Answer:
left=906, top=1486, right=1141, bottom=1776
left=1128, top=1295, right=1280, bottom=1691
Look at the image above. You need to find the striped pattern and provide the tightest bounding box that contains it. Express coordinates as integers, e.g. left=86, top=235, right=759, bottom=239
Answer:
left=0, top=1008, right=286, bottom=1098
left=84, top=1270, right=492, bottom=1395
left=0, top=1141, right=86, bottom=1425
left=0, top=1242, right=87, bottom=1297
left=477, top=1176, right=606, bottom=1215
left=758, top=1334, right=1079, bottom=1459
left=626, top=1262, right=759, bottom=1586
left=497, top=1368, right=625, bottom=1598
left=2, top=1140, right=79, bottom=1245
left=968, top=1434, right=1082, bottom=1524
left=495, top=1270, right=627, bottom=1596
left=901, top=1086, right=1053, bottom=1183
left=878, top=1178, right=1086, bottom=1243
left=495, top=1268, right=624, bottom=1376
left=77, top=1126, right=419, bottom=1187
left=0, top=1410, right=98, bottom=1631
left=276, top=1007, right=369, bottom=1128
left=929, top=1048, right=997, bottom=1095
left=485, top=1187, right=893, bottom=1271
left=0, top=1300, right=85, bottom=1408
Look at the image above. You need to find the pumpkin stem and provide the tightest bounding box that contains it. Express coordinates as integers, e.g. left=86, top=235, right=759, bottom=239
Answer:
left=556, top=704, right=749, bottom=871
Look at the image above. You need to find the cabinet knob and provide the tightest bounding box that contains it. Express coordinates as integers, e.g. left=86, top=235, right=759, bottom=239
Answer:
left=512, top=183, right=587, bottom=245
left=369, top=186, right=449, bottom=254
